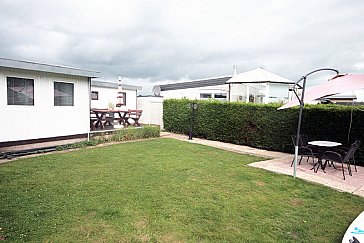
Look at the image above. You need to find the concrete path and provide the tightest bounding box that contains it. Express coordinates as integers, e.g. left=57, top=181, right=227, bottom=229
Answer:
left=0, top=138, right=87, bottom=153
left=161, top=132, right=364, bottom=197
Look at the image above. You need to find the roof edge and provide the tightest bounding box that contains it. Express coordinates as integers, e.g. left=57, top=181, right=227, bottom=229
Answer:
left=0, top=57, right=100, bottom=78
left=91, top=80, right=142, bottom=90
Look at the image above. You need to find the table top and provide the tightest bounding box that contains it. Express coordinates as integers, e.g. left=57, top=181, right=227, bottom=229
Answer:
left=91, top=108, right=128, bottom=113
left=308, top=141, right=342, bottom=147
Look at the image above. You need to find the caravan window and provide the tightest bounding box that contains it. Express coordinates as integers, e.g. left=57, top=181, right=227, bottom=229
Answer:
left=7, top=76, right=34, bottom=106
left=200, top=93, right=212, bottom=99
left=214, top=93, right=227, bottom=99
left=54, top=82, right=74, bottom=106
left=91, top=91, right=99, bottom=100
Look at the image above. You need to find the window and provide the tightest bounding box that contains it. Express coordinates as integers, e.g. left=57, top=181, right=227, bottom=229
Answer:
left=200, top=93, right=212, bottom=99
left=116, top=92, right=126, bottom=107
left=54, top=82, right=74, bottom=106
left=91, top=91, right=99, bottom=100
left=7, top=76, right=34, bottom=106
left=214, top=93, right=227, bottom=99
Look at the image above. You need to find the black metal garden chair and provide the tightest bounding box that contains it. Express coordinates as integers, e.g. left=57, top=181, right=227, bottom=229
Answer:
left=321, top=140, right=360, bottom=180
left=291, top=134, right=319, bottom=167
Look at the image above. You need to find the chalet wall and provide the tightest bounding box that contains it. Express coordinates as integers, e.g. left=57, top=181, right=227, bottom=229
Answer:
left=0, top=67, right=89, bottom=143
left=160, top=84, right=229, bottom=100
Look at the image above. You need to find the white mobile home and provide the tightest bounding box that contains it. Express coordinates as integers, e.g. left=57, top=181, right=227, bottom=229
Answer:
left=0, top=58, right=99, bottom=146
left=91, top=80, right=141, bottom=110
left=154, top=76, right=232, bottom=101
left=153, top=68, right=294, bottom=104
left=227, top=67, right=294, bottom=104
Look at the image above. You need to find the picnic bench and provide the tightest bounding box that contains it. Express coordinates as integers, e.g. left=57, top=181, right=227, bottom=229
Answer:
left=90, top=108, right=143, bottom=130
left=90, top=108, right=129, bottom=130
left=125, top=109, right=143, bottom=127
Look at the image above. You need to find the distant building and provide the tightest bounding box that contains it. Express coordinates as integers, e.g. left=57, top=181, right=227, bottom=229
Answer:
left=320, top=94, right=357, bottom=104
left=153, top=68, right=294, bottom=104
left=154, top=76, right=231, bottom=101
left=91, top=80, right=142, bottom=110
left=227, top=67, right=294, bottom=104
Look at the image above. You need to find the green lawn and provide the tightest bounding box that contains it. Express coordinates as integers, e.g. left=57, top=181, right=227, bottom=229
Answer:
left=1, top=138, right=364, bottom=242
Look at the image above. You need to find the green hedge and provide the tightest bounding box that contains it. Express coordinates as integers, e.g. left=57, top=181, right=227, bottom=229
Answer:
left=163, top=99, right=364, bottom=165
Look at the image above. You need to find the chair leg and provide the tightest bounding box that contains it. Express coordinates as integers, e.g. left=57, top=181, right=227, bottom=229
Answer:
left=353, top=158, right=357, bottom=172
left=299, top=156, right=303, bottom=165
left=348, top=163, right=352, bottom=176
left=291, top=156, right=298, bottom=167
left=341, top=162, right=345, bottom=180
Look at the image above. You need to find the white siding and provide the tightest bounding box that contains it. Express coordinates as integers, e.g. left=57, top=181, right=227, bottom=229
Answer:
left=91, top=86, right=137, bottom=110
left=268, top=83, right=290, bottom=103
left=0, top=67, right=90, bottom=142
left=137, top=96, right=163, bottom=128
left=160, top=84, right=229, bottom=100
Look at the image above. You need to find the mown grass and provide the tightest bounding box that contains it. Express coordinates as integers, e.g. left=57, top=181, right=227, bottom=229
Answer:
left=1, top=138, right=364, bottom=242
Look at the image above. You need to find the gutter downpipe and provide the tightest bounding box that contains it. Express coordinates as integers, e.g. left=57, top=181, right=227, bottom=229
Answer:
left=88, top=77, right=91, bottom=141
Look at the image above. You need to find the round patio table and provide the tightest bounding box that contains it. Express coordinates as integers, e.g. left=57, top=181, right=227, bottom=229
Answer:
left=308, top=141, right=342, bottom=147
left=308, top=141, right=342, bottom=172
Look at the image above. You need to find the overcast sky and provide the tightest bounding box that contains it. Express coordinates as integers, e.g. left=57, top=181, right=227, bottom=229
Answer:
left=1, top=0, right=363, bottom=94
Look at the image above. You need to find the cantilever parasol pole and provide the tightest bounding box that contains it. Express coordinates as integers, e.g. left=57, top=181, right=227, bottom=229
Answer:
left=292, top=68, right=339, bottom=178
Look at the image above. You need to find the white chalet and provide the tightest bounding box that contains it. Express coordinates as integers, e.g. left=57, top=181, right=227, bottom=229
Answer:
left=0, top=57, right=99, bottom=146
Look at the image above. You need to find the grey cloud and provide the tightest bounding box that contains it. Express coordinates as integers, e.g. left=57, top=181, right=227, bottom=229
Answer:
left=0, top=0, right=364, bottom=94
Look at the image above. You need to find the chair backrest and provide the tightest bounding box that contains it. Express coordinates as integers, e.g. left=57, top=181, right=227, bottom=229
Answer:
left=343, top=141, right=360, bottom=162
left=300, top=134, right=310, bottom=146
left=291, top=135, right=304, bottom=147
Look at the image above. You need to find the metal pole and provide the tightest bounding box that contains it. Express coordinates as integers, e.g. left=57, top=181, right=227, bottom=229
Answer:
left=292, top=68, right=339, bottom=178
left=294, top=77, right=306, bottom=178
left=189, top=102, right=195, bottom=140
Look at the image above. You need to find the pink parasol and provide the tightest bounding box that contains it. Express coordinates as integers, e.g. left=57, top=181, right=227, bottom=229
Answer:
left=279, top=74, right=364, bottom=110
left=278, top=69, right=364, bottom=178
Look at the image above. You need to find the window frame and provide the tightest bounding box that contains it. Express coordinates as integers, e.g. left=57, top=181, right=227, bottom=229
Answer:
left=91, top=91, right=99, bottom=100
left=54, top=81, right=75, bottom=106
left=116, top=92, right=127, bottom=106
left=200, top=93, right=212, bottom=99
left=6, top=76, right=35, bottom=106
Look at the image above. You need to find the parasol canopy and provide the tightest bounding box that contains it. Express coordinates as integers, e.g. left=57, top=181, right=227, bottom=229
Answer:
left=279, top=74, right=364, bottom=110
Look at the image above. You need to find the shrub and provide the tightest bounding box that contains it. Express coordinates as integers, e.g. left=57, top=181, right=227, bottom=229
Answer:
left=56, top=126, right=160, bottom=151
left=163, top=99, right=364, bottom=165
left=111, top=125, right=160, bottom=141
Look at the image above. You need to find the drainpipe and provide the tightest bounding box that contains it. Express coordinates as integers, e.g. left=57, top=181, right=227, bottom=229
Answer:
left=135, top=89, right=138, bottom=110
left=228, top=84, right=231, bottom=101
left=88, top=77, right=91, bottom=141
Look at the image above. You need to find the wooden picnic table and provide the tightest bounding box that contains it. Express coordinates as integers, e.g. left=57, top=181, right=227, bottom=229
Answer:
left=90, top=108, right=130, bottom=130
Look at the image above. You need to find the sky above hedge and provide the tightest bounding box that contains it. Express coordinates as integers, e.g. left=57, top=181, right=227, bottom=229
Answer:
left=0, top=0, right=363, bottom=94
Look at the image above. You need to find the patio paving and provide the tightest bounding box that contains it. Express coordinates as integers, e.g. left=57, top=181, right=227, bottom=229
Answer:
left=161, top=132, right=364, bottom=198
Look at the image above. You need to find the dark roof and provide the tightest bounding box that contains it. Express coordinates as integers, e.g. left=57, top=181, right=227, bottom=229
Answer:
left=159, top=76, right=232, bottom=91
left=324, top=94, right=357, bottom=100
